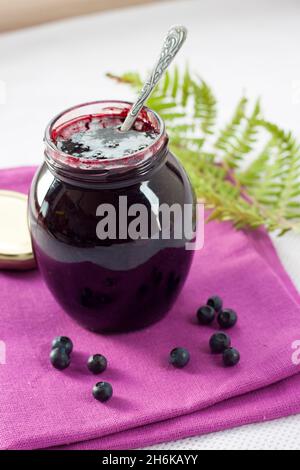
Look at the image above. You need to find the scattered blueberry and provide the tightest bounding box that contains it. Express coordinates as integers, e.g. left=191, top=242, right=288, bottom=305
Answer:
left=87, top=354, right=108, bottom=374
left=223, top=348, right=240, bottom=367
left=207, top=296, right=223, bottom=313
left=52, top=336, right=73, bottom=355
left=217, top=309, right=238, bottom=329
left=197, top=305, right=215, bottom=325
left=209, top=332, right=231, bottom=354
left=169, top=347, right=190, bottom=368
left=93, top=381, right=113, bottom=402
left=50, top=347, right=71, bottom=370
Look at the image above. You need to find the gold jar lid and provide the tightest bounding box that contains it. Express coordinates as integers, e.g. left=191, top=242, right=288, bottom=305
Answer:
left=0, top=190, right=36, bottom=270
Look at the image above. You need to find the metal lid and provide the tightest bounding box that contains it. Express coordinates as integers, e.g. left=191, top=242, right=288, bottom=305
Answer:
left=0, top=190, right=36, bottom=270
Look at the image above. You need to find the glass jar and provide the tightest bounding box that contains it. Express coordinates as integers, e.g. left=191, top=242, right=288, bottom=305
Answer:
left=28, top=101, right=197, bottom=333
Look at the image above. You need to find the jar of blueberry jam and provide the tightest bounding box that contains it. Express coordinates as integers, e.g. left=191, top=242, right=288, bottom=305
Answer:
left=29, top=101, right=197, bottom=333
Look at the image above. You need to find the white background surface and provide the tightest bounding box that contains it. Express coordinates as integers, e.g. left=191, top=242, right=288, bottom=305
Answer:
left=1, top=0, right=300, bottom=450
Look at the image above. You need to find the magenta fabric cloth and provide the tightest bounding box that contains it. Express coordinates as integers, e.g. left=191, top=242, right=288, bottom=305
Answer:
left=1, top=166, right=300, bottom=450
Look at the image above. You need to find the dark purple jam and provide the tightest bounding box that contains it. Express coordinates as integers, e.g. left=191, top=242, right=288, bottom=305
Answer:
left=29, top=102, right=196, bottom=333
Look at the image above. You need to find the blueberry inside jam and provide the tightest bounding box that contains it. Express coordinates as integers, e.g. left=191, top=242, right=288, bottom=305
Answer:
left=53, top=115, right=158, bottom=161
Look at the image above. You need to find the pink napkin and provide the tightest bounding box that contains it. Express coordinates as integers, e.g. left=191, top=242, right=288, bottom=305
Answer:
left=1, top=166, right=300, bottom=450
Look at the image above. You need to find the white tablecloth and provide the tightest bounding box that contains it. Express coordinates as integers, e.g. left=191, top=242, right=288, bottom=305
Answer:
left=1, top=0, right=300, bottom=450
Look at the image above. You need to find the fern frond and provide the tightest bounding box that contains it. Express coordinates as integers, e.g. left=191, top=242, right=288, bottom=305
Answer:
left=161, top=70, right=170, bottom=95
left=216, top=99, right=261, bottom=168
left=107, top=68, right=300, bottom=235
left=192, top=78, right=217, bottom=136
left=238, top=142, right=271, bottom=187
left=215, top=97, right=247, bottom=155
left=181, top=65, right=191, bottom=106
left=255, top=130, right=300, bottom=220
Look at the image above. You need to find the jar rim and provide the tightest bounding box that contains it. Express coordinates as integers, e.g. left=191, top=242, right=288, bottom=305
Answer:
left=44, top=100, right=167, bottom=174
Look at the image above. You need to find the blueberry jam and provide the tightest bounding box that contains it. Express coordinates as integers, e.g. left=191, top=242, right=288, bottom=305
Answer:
left=29, top=101, right=197, bottom=333
left=54, top=115, right=158, bottom=161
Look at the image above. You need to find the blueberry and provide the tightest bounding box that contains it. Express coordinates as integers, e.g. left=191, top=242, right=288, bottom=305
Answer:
left=52, top=336, right=73, bottom=355
left=50, top=347, right=71, bottom=370
left=223, top=348, right=240, bottom=367
left=87, top=354, right=107, bottom=374
left=93, top=382, right=113, bottom=402
left=209, top=333, right=231, bottom=354
left=169, top=347, right=190, bottom=368
left=207, top=296, right=223, bottom=313
left=197, top=305, right=215, bottom=325
left=61, top=140, right=89, bottom=155
left=218, top=309, right=238, bottom=329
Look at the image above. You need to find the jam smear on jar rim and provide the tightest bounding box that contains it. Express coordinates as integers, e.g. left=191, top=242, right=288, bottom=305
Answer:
left=51, top=109, right=160, bottom=169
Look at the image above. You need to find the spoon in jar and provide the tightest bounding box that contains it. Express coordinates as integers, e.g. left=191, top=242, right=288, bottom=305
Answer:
left=120, top=25, right=188, bottom=133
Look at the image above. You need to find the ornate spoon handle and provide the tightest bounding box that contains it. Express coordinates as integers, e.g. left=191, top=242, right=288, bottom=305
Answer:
left=120, top=25, right=188, bottom=132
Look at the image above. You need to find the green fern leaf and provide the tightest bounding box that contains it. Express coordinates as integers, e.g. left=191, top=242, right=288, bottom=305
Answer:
left=215, top=97, right=247, bottom=155
left=192, top=78, right=217, bottom=136
left=107, top=68, right=300, bottom=235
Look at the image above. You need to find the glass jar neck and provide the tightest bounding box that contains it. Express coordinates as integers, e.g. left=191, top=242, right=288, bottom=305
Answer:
left=44, top=100, right=169, bottom=188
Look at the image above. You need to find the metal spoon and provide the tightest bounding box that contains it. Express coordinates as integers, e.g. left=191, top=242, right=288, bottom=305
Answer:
left=120, top=25, right=188, bottom=132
